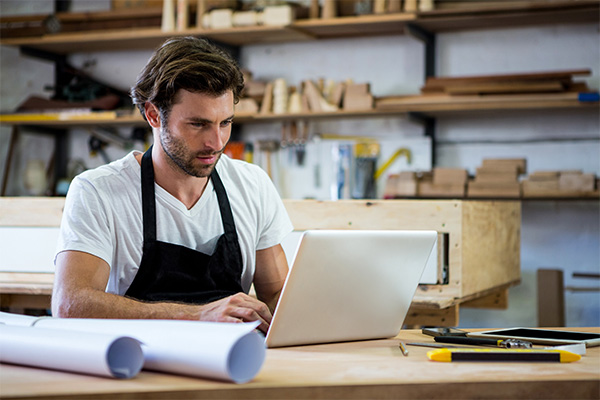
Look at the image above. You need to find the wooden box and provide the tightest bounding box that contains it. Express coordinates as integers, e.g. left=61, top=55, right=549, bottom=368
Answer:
left=284, top=199, right=521, bottom=325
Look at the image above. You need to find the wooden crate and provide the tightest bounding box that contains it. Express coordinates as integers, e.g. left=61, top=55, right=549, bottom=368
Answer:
left=284, top=199, right=521, bottom=325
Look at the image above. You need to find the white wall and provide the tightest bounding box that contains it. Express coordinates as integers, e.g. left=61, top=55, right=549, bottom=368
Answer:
left=0, top=2, right=598, bottom=326
left=238, top=26, right=600, bottom=328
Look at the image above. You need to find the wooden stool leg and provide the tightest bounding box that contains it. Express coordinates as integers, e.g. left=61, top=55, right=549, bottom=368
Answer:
left=537, top=268, right=565, bottom=327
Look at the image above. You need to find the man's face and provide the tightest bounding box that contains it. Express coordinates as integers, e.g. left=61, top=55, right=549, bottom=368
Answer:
left=159, top=89, right=234, bottom=178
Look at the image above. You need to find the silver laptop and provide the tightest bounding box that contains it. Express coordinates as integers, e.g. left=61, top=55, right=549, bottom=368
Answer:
left=265, top=229, right=437, bottom=348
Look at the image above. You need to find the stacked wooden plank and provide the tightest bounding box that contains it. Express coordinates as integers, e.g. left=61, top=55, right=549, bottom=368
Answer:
left=383, top=171, right=418, bottom=198
left=468, top=159, right=525, bottom=198
left=420, top=69, right=591, bottom=96
left=0, top=8, right=162, bottom=38
left=522, top=170, right=597, bottom=197
left=419, top=167, right=468, bottom=197
left=375, top=69, right=597, bottom=112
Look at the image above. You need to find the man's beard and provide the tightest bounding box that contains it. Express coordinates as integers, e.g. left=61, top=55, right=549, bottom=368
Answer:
left=159, top=126, right=225, bottom=178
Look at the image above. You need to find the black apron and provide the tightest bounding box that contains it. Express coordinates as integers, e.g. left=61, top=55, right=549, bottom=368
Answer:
left=125, top=147, right=244, bottom=304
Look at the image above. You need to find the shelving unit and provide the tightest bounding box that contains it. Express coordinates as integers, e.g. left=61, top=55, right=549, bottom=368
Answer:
left=1, top=0, right=598, bottom=194
left=1, top=1, right=597, bottom=51
left=1, top=91, right=596, bottom=127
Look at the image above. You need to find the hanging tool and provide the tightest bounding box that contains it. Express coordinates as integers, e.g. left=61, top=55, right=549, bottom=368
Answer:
left=374, top=147, right=412, bottom=181
left=352, top=141, right=379, bottom=199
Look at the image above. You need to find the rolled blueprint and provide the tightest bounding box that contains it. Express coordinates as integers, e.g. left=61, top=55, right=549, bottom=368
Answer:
left=0, top=324, right=143, bottom=379
left=0, top=312, right=266, bottom=383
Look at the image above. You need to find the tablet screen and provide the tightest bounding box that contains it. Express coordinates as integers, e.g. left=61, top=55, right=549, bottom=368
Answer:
left=476, top=328, right=600, bottom=341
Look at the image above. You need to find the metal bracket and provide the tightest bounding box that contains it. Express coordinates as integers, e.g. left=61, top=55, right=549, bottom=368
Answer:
left=405, top=23, right=436, bottom=79
left=408, top=112, right=437, bottom=166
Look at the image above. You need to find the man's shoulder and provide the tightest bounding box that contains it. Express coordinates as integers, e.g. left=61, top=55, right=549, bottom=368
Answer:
left=75, top=151, right=140, bottom=192
left=217, top=154, right=267, bottom=181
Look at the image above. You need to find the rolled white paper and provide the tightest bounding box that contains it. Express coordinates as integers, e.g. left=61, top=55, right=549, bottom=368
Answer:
left=0, top=312, right=266, bottom=383
left=0, top=324, right=144, bottom=379
left=33, top=317, right=265, bottom=383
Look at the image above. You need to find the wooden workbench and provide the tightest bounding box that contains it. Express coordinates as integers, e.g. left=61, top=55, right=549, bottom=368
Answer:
left=1, top=328, right=598, bottom=399
left=0, top=198, right=520, bottom=326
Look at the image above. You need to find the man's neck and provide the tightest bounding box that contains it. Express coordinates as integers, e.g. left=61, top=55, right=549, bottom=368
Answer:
left=135, top=151, right=209, bottom=210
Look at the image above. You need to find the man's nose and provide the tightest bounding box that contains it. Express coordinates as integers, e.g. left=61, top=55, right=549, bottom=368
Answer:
left=204, top=125, right=227, bottom=151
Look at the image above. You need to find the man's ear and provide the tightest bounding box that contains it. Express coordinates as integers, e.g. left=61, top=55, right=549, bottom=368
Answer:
left=144, top=103, right=161, bottom=128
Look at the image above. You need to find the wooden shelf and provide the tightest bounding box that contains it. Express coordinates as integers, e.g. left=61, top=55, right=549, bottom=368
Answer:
left=376, top=92, right=600, bottom=116
left=395, top=191, right=600, bottom=201
left=1, top=1, right=597, bottom=54
left=395, top=196, right=600, bottom=202
left=291, top=13, right=415, bottom=39
left=1, top=92, right=597, bottom=128
left=415, top=0, right=600, bottom=32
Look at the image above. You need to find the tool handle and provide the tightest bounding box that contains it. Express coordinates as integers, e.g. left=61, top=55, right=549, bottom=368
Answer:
left=434, top=336, right=500, bottom=346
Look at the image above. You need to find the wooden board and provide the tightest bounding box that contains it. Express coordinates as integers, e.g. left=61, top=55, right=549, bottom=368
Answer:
left=443, top=81, right=566, bottom=95
left=423, top=69, right=590, bottom=86
left=0, top=197, right=64, bottom=227
left=461, top=201, right=520, bottom=297
left=1, top=328, right=598, bottom=400
left=421, top=70, right=590, bottom=97
left=433, top=168, right=468, bottom=185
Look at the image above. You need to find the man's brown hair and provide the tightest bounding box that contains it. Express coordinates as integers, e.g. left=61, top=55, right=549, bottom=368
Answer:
left=130, top=37, right=244, bottom=121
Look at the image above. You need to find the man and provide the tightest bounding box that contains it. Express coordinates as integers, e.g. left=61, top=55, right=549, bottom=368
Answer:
left=52, top=37, right=293, bottom=333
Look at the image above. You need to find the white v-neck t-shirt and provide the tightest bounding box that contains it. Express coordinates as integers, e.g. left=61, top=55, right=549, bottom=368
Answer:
left=55, top=151, right=293, bottom=296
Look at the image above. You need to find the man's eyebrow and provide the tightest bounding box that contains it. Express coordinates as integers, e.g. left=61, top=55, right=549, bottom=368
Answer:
left=186, top=115, right=235, bottom=123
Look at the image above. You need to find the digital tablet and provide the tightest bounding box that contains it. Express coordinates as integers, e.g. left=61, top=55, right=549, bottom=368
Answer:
left=467, top=327, right=600, bottom=347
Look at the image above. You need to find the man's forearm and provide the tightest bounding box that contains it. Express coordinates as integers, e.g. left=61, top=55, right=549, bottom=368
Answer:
left=52, top=287, right=203, bottom=320
left=52, top=288, right=273, bottom=333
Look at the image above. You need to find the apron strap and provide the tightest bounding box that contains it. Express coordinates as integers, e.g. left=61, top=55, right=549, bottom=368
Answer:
left=210, top=167, right=237, bottom=236
left=141, top=145, right=238, bottom=241
left=141, top=146, right=156, bottom=249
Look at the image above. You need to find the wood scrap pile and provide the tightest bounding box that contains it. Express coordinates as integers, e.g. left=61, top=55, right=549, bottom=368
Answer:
left=383, top=171, right=418, bottom=198
left=383, top=161, right=599, bottom=199
left=420, top=69, right=591, bottom=96
left=522, top=170, right=598, bottom=197
left=251, top=78, right=373, bottom=115
left=384, top=167, right=468, bottom=199
left=375, top=69, right=597, bottom=112
left=0, top=8, right=162, bottom=38
left=420, top=167, right=467, bottom=197
left=467, top=158, right=525, bottom=198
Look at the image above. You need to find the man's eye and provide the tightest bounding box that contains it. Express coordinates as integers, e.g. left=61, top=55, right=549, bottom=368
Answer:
left=191, top=122, right=206, bottom=128
left=221, top=120, right=233, bottom=127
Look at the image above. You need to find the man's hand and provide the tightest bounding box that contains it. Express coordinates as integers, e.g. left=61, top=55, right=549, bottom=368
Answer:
left=198, top=293, right=272, bottom=333
left=54, top=251, right=273, bottom=332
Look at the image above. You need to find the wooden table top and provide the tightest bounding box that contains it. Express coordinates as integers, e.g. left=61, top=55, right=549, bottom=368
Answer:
left=1, top=328, right=599, bottom=399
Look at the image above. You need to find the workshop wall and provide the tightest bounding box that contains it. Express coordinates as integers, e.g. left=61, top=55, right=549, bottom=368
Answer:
left=0, top=1, right=598, bottom=327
